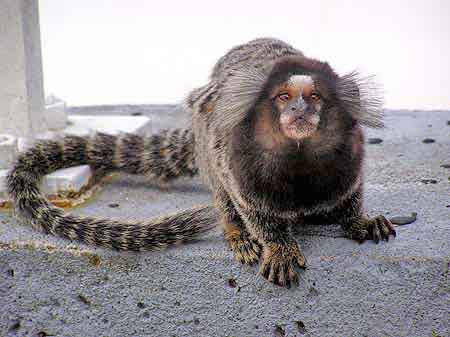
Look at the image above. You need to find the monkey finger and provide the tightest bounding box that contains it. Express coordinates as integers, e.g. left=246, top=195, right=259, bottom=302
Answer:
left=287, top=264, right=299, bottom=287
left=234, top=253, right=245, bottom=264
left=260, top=261, right=271, bottom=280
left=372, top=220, right=381, bottom=244
left=268, top=262, right=280, bottom=284
left=374, top=216, right=390, bottom=241
left=242, top=247, right=258, bottom=265
left=231, top=237, right=261, bottom=265
left=357, top=229, right=369, bottom=244
left=379, top=222, right=391, bottom=241
left=278, top=263, right=289, bottom=288
left=383, top=217, right=397, bottom=237
left=295, top=253, right=307, bottom=269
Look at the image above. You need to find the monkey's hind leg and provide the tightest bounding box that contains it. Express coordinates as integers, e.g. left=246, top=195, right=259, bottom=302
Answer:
left=223, top=221, right=261, bottom=265
left=215, top=187, right=261, bottom=265
left=242, top=210, right=306, bottom=288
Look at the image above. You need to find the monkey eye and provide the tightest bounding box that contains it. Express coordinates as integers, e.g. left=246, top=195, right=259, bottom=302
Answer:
left=310, top=92, right=321, bottom=101
left=277, top=92, right=290, bottom=102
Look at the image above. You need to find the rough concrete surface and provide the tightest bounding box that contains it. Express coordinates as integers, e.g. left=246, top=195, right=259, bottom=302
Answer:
left=1, top=107, right=449, bottom=337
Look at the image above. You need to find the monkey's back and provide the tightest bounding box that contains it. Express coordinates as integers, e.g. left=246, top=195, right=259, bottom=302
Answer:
left=211, top=38, right=302, bottom=80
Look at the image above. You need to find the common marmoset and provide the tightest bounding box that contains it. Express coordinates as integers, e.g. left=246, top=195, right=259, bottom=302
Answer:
left=7, top=38, right=396, bottom=287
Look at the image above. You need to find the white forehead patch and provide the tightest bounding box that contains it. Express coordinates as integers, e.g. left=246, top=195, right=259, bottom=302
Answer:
left=288, top=75, right=313, bottom=86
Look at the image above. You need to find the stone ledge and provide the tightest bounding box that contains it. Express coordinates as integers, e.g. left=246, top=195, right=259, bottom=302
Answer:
left=65, top=115, right=150, bottom=136
left=0, top=134, right=17, bottom=169
left=45, top=101, right=67, bottom=130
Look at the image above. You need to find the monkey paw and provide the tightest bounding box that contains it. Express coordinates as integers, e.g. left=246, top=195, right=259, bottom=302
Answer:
left=228, top=234, right=261, bottom=265
left=344, top=215, right=396, bottom=243
left=260, top=242, right=306, bottom=288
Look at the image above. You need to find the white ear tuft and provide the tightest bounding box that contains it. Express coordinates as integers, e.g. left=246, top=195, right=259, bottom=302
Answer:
left=212, top=64, right=272, bottom=136
left=337, top=71, right=385, bottom=128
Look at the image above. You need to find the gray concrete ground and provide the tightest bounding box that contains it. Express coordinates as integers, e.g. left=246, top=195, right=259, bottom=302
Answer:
left=1, top=106, right=449, bottom=337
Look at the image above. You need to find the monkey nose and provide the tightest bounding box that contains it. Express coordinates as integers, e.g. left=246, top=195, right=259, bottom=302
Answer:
left=281, top=109, right=306, bottom=126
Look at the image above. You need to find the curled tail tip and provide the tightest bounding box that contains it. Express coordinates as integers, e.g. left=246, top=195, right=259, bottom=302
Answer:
left=5, top=126, right=207, bottom=252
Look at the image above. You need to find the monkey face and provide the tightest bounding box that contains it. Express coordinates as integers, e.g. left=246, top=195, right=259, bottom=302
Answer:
left=271, top=74, right=323, bottom=139
left=249, top=55, right=364, bottom=151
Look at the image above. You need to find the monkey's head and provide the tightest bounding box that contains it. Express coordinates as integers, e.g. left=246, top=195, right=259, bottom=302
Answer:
left=214, top=54, right=383, bottom=153
left=253, top=56, right=352, bottom=149
left=246, top=55, right=383, bottom=152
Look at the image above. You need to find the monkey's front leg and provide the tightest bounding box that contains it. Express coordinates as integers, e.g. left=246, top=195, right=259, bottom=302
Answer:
left=215, top=186, right=261, bottom=265
left=337, top=187, right=396, bottom=243
left=343, top=215, right=396, bottom=243
left=242, top=211, right=306, bottom=287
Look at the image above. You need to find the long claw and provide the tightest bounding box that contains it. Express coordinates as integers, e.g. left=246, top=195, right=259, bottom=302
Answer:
left=344, top=215, right=396, bottom=243
left=259, top=242, right=305, bottom=288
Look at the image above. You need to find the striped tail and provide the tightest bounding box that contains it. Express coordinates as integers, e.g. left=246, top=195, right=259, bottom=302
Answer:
left=6, top=128, right=218, bottom=251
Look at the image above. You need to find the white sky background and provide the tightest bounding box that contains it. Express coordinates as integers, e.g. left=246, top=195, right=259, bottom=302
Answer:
left=39, top=0, right=450, bottom=109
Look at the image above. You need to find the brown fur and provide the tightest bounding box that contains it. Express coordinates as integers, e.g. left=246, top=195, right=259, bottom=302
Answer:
left=7, top=38, right=394, bottom=287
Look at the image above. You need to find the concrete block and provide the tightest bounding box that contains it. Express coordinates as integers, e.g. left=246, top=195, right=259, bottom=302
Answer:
left=64, top=115, right=151, bottom=136
left=46, top=101, right=68, bottom=130
left=0, top=113, right=147, bottom=199
left=45, top=94, right=62, bottom=106
left=0, top=165, right=92, bottom=199
left=41, top=165, right=93, bottom=196
left=0, top=169, right=8, bottom=195
left=0, top=134, right=17, bottom=169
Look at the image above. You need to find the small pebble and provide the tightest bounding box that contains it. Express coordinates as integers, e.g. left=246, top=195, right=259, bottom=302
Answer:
left=440, top=164, right=450, bottom=169
left=390, top=212, right=417, bottom=226
left=296, top=320, right=307, bottom=335
left=367, top=138, right=383, bottom=144
left=78, top=294, right=91, bottom=306
left=421, top=178, right=438, bottom=184
left=447, top=120, right=450, bottom=125
left=108, top=203, right=120, bottom=208
left=131, top=112, right=143, bottom=116
left=274, top=325, right=286, bottom=337
left=8, top=320, right=21, bottom=332
left=422, top=138, right=435, bottom=144
left=228, top=278, right=237, bottom=288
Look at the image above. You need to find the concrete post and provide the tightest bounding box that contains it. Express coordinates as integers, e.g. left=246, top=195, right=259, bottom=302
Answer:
left=0, top=0, right=47, bottom=142
left=0, top=0, right=148, bottom=200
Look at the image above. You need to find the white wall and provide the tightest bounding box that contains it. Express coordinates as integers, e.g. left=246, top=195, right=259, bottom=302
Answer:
left=39, top=0, right=450, bottom=109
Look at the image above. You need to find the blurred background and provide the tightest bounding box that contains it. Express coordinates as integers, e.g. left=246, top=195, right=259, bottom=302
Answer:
left=39, top=0, right=450, bottom=110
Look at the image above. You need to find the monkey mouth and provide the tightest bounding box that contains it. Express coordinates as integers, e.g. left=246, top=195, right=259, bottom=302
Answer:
left=282, top=117, right=318, bottom=139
